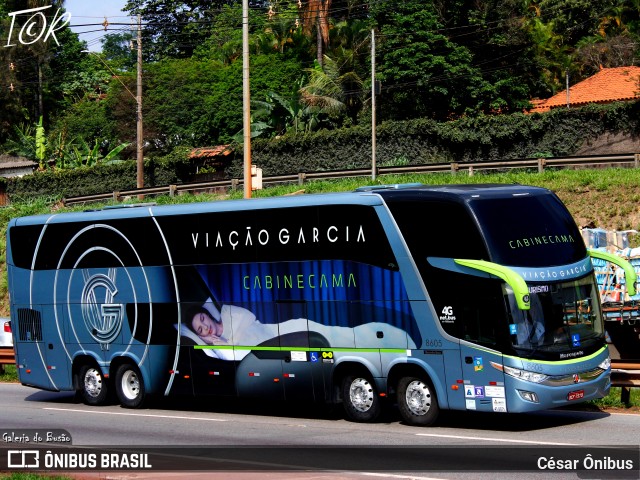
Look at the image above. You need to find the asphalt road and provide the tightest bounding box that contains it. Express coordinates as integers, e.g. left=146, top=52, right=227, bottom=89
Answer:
left=1, top=383, right=639, bottom=480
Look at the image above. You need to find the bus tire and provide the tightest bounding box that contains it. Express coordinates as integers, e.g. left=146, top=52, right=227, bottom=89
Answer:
left=78, top=364, right=109, bottom=406
left=341, top=374, right=381, bottom=422
left=115, top=363, right=146, bottom=408
left=397, top=376, right=439, bottom=426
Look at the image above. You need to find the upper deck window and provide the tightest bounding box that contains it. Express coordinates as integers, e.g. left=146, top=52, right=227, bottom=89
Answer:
left=10, top=204, right=399, bottom=271
left=469, top=192, right=585, bottom=267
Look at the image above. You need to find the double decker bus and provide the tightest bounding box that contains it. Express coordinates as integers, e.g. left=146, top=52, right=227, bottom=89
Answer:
left=7, top=183, right=634, bottom=425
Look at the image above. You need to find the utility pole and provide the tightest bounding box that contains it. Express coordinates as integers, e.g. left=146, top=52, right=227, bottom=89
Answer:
left=136, top=14, right=144, bottom=194
left=242, top=0, right=252, bottom=198
left=371, top=28, right=376, bottom=181
left=566, top=70, right=570, bottom=109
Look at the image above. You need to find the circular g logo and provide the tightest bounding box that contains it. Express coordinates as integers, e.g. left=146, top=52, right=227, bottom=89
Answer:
left=81, top=272, right=123, bottom=345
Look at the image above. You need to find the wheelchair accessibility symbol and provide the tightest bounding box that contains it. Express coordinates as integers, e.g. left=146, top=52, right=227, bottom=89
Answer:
left=310, top=352, right=319, bottom=362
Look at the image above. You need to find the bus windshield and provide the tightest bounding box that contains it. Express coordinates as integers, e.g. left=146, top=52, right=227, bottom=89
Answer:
left=505, top=275, right=604, bottom=353
left=469, top=193, right=586, bottom=267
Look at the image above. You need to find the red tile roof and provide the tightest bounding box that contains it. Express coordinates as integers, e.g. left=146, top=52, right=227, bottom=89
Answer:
left=189, top=145, right=233, bottom=159
left=528, top=66, right=640, bottom=113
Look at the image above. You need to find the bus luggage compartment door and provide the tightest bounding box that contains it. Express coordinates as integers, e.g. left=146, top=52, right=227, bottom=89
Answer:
left=233, top=302, right=284, bottom=400
left=14, top=305, right=71, bottom=390
left=276, top=301, right=320, bottom=402
left=460, top=343, right=506, bottom=413
left=189, top=345, right=237, bottom=396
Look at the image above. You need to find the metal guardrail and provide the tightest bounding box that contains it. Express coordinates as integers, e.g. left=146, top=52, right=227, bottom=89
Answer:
left=62, top=153, right=640, bottom=206
left=0, top=347, right=14, bottom=365
left=611, top=360, right=640, bottom=404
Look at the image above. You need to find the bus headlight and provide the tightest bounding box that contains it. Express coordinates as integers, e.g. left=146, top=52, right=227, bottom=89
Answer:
left=491, top=362, right=548, bottom=383
left=598, top=356, right=611, bottom=370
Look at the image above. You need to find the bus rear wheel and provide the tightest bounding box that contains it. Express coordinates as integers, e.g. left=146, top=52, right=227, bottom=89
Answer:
left=342, top=374, right=381, bottom=422
left=78, top=364, right=109, bottom=406
left=397, top=376, right=439, bottom=426
left=115, top=363, right=146, bottom=408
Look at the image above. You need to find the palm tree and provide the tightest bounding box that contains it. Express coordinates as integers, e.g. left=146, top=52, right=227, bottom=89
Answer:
left=301, top=0, right=332, bottom=65
left=300, top=54, right=364, bottom=124
left=525, top=17, right=570, bottom=91
left=251, top=78, right=321, bottom=135
left=263, top=13, right=297, bottom=53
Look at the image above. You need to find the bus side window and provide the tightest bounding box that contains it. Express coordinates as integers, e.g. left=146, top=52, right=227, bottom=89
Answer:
left=432, top=272, right=505, bottom=347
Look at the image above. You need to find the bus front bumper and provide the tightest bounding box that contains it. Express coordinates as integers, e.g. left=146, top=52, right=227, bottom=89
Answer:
left=504, top=370, right=611, bottom=413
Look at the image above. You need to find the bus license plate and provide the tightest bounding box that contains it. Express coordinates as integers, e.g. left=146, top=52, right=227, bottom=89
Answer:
left=567, top=390, right=584, bottom=401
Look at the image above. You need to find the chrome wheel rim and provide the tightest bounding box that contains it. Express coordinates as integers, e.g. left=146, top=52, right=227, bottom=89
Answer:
left=405, top=380, right=431, bottom=416
left=84, top=368, right=103, bottom=398
left=349, top=378, right=374, bottom=412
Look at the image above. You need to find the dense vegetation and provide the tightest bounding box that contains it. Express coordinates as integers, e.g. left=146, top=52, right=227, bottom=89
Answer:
left=1, top=0, right=639, bottom=166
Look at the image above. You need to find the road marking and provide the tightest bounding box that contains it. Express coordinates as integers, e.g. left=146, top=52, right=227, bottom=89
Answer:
left=357, top=473, right=446, bottom=480
left=44, top=407, right=227, bottom=422
left=415, top=432, right=577, bottom=445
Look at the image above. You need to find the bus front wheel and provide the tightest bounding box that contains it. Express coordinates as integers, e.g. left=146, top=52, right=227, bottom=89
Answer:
left=115, top=363, right=146, bottom=408
left=78, top=364, right=109, bottom=406
left=341, top=374, right=381, bottom=422
left=397, top=376, right=439, bottom=426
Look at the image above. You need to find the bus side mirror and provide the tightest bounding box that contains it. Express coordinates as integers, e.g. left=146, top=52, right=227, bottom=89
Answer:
left=588, top=249, right=637, bottom=297
left=454, top=259, right=530, bottom=310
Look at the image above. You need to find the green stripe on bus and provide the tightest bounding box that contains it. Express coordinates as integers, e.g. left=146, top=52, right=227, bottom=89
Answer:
left=193, top=345, right=407, bottom=354
left=465, top=344, right=608, bottom=365
left=503, top=346, right=608, bottom=365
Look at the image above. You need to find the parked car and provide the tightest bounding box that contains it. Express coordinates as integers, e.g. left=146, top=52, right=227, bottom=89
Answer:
left=0, top=318, right=11, bottom=348
left=0, top=318, right=13, bottom=373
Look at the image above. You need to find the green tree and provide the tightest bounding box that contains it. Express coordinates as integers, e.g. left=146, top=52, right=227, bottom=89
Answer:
left=123, top=0, right=232, bottom=60
left=112, top=52, right=304, bottom=151
left=262, top=4, right=300, bottom=54
left=435, top=0, right=540, bottom=112
left=35, top=115, right=46, bottom=167
left=373, top=1, right=491, bottom=120
left=300, top=56, right=362, bottom=125
left=193, top=4, right=282, bottom=63
left=49, top=97, right=119, bottom=154
left=573, top=0, right=640, bottom=74
left=252, top=78, right=320, bottom=135
left=0, top=0, right=84, bottom=142
left=538, top=0, right=614, bottom=44
left=101, top=32, right=137, bottom=72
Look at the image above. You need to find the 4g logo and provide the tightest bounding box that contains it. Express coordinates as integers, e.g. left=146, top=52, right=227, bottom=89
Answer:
left=439, top=305, right=456, bottom=323
left=4, top=5, right=71, bottom=48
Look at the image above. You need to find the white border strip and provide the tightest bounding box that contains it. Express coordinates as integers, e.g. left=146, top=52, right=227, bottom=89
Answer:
left=415, top=432, right=577, bottom=445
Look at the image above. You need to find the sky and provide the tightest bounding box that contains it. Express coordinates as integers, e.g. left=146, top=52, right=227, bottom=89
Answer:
left=65, top=0, right=130, bottom=51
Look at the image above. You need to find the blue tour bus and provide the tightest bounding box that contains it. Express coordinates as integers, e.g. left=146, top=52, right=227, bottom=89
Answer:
left=7, top=183, right=635, bottom=426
